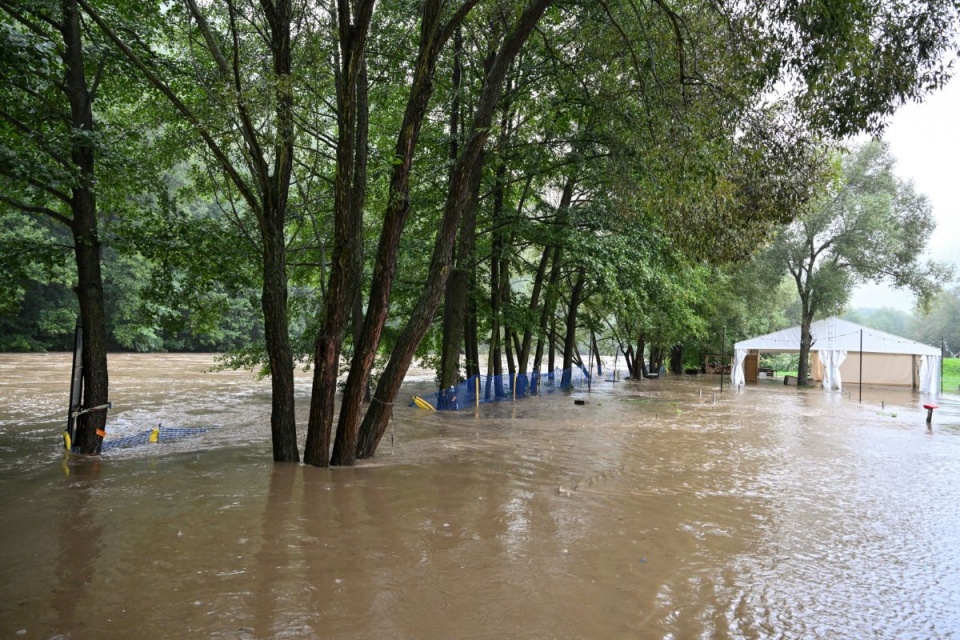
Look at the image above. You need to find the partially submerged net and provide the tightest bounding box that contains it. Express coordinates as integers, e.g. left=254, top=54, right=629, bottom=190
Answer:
left=411, top=366, right=600, bottom=411
left=98, top=425, right=210, bottom=452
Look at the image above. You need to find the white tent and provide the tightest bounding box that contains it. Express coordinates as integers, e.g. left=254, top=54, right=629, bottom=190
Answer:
left=731, top=317, right=941, bottom=395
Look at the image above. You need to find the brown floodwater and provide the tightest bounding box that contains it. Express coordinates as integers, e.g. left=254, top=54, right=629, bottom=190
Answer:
left=1, top=353, right=959, bottom=639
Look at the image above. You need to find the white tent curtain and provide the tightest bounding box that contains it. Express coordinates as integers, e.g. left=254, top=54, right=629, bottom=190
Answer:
left=732, top=349, right=747, bottom=386
left=821, top=350, right=847, bottom=391
left=918, top=355, right=941, bottom=396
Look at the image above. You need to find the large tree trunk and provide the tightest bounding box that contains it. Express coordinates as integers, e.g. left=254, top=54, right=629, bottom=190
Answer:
left=669, top=344, right=683, bottom=375
left=502, top=257, right=517, bottom=383
left=62, top=0, right=108, bottom=455
left=438, top=34, right=477, bottom=395
left=487, top=148, right=508, bottom=398
left=438, top=158, right=482, bottom=393
left=81, top=0, right=301, bottom=460
left=305, top=0, right=375, bottom=466
left=533, top=246, right=562, bottom=378
left=261, top=0, right=300, bottom=462
left=356, top=0, right=555, bottom=459
left=650, top=346, right=665, bottom=375
left=560, top=266, right=586, bottom=388
left=261, top=221, right=298, bottom=461
left=637, top=334, right=648, bottom=378
left=519, top=243, right=551, bottom=374
left=487, top=229, right=503, bottom=401
left=798, top=298, right=814, bottom=385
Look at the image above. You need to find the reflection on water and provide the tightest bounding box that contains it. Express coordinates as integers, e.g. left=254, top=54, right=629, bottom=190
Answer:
left=1, top=354, right=959, bottom=639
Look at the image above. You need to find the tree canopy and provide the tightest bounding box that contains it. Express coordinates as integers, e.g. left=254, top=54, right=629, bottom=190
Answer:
left=764, top=139, right=953, bottom=383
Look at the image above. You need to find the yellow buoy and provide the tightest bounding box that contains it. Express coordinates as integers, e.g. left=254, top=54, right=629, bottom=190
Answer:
left=412, top=396, right=435, bottom=411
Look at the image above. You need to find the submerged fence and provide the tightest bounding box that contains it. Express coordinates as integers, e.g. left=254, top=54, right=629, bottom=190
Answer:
left=412, top=365, right=619, bottom=411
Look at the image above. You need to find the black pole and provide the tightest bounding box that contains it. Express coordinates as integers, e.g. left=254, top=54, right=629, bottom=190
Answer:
left=859, top=329, right=863, bottom=403
left=65, top=317, right=83, bottom=449
left=942, top=338, right=945, bottom=396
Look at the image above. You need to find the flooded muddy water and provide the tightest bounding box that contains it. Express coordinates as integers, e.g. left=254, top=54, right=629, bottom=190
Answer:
left=1, top=353, right=959, bottom=639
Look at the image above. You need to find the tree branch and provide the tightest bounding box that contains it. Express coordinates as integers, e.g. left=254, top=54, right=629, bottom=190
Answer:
left=0, top=107, right=73, bottom=169
left=0, top=165, right=72, bottom=205
left=0, top=193, right=71, bottom=226
left=77, top=0, right=263, bottom=218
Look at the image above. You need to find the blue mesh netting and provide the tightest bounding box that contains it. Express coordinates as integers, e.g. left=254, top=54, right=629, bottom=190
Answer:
left=97, top=425, right=210, bottom=452
left=410, top=366, right=597, bottom=411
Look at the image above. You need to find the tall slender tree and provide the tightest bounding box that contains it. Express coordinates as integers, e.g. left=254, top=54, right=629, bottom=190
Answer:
left=0, top=0, right=114, bottom=454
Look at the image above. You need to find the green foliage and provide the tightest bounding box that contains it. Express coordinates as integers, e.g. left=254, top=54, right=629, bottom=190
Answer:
left=843, top=307, right=915, bottom=340
left=768, top=140, right=953, bottom=321
left=943, top=358, right=960, bottom=395
left=755, top=0, right=960, bottom=137
left=760, top=353, right=799, bottom=374
left=909, top=285, right=960, bottom=356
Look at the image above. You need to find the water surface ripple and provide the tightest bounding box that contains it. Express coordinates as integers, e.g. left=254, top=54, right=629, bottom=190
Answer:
left=1, top=354, right=958, bottom=639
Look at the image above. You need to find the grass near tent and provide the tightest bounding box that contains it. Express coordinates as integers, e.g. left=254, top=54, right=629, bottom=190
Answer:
left=944, top=358, right=960, bottom=395
left=766, top=359, right=959, bottom=395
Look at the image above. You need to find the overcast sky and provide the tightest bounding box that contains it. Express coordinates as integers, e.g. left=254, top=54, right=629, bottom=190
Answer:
left=849, top=75, right=960, bottom=312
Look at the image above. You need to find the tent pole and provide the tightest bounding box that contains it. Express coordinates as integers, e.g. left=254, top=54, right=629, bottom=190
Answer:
left=859, top=329, right=863, bottom=403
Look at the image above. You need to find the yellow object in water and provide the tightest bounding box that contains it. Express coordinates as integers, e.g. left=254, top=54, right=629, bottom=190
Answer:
left=412, top=396, right=435, bottom=411
left=63, top=431, right=72, bottom=451
left=149, top=427, right=160, bottom=443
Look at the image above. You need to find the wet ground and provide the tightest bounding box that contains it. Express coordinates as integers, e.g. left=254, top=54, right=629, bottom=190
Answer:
left=1, top=353, right=959, bottom=639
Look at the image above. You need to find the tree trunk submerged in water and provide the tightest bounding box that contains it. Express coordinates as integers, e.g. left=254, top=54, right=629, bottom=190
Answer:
left=63, top=0, right=108, bottom=455
left=304, top=0, right=376, bottom=467
left=797, top=304, right=813, bottom=386
left=261, top=223, right=299, bottom=462
left=669, top=344, right=684, bottom=375
left=560, top=266, right=586, bottom=388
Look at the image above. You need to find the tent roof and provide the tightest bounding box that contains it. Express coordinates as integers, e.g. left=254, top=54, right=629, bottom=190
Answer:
left=734, top=317, right=940, bottom=356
